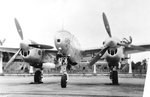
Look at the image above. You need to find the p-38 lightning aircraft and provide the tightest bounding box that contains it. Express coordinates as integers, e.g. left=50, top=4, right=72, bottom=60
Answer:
left=53, top=12, right=150, bottom=88
left=0, top=18, right=57, bottom=83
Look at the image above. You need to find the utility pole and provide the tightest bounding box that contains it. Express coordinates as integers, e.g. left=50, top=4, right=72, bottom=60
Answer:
left=93, top=64, right=97, bottom=76
left=128, top=54, right=132, bottom=74
left=29, top=66, right=34, bottom=75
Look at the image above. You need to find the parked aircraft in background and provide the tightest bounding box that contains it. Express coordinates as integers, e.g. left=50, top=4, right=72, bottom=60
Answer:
left=54, top=12, right=150, bottom=88
left=0, top=18, right=57, bottom=83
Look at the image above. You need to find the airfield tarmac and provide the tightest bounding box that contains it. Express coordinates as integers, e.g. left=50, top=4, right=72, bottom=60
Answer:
left=0, top=75, right=145, bottom=97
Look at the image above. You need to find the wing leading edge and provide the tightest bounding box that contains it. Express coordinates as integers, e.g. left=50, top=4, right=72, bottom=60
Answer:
left=124, top=44, right=150, bottom=54
left=81, top=47, right=102, bottom=57
left=0, top=47, right=19, bottom=53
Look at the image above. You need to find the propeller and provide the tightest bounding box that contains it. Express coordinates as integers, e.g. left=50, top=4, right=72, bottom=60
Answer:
left=103, top=13, right=140, bottom=50
left=122, top=36, right=132, bottom=45
left=118, top=36, right=145, bottom=51
left=87, top=13, right=111, bottom=68
left=5, top=18, right=24, bottom=70
left=88, top=46, right=109, bottom=68
left=4, top=48, right=21, bottom=70
left=15, top=18, right=54, bottom=50
left=128, top=36, right=132, bottom=44
left=102, top=12, right=112, bottom=37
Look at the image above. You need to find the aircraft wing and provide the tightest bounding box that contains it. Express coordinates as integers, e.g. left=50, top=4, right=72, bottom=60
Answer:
left=81, top=47, right=102, bottom=57
left=45, top=49, right=58, bottom=56
left=0, top=47, right=19, bottom=53
left=82, top=46, right=109, bottom=68
left=41, top=49, right=58, bottom=63
left=124, top=44, right=150, bottom=54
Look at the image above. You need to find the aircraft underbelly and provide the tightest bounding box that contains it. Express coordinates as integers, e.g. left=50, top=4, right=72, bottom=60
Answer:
left=23, top=56, right=41, bottom=63
left=106, top=55, right=120, bottom=63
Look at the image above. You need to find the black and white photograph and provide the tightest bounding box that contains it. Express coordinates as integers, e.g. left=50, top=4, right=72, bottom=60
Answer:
left=0, top=0, right=150, bottom=97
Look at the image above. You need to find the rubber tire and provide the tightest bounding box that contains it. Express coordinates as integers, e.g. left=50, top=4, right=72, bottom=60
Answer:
left=61, top=74, right=67, bottom=88
left=34, top=70, right=42, bottom=83
left=112, top=71, right=118, bottom=85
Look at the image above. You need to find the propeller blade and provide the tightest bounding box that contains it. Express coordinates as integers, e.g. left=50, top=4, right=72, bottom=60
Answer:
left=14, top=18, right=24, bottom=40
left=102, top=12, right=112, bottom=37
left=4, top=48, right=21, bottom=70
left=88, top=47, right=109, bottom=68
left=29, top=44, right=54, bottom=49
left=129, top=36, right=132, bottom=44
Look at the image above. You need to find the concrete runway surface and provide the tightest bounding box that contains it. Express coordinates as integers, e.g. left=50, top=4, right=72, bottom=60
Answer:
left=0, top=75, right=145, bottom=97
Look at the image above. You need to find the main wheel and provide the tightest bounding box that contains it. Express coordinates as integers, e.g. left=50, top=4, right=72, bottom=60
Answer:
left=61, top=74, right=67, bottom=88
left=112, top=71, right=118, bottom=85
left=34, top=70, right=42, bottom=83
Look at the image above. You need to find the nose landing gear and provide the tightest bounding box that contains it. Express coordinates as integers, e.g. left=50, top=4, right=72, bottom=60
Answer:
left=58, top=57, right=69, bottom=88
left=61, top=73, right=67, bottom=88
left=30, top=63, right=43, bottom=84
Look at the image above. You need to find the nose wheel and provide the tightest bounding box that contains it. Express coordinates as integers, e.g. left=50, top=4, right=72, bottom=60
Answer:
left=58, top=57, right=69, bottom=88
left=61, top=74, right=67, bottom=88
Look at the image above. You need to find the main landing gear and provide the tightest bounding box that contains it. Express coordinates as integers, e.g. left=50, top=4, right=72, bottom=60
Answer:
left=30, top=63, right=43, bottom=84
left=109, top=66, right=119, bottom=85
left=58, top=57, right=68, bottom=88
left=34, top=69, right=43, bottom=84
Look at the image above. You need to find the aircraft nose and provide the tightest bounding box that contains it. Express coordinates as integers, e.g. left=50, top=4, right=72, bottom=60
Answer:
left=54, top=36, right=63, bottom=51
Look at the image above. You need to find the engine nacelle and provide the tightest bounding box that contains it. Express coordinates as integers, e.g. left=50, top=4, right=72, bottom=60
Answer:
left=42, top=63, right=56, bottom=69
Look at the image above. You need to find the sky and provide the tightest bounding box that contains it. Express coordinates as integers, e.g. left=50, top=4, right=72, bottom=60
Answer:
left=0, top=0, right=150, bottom=62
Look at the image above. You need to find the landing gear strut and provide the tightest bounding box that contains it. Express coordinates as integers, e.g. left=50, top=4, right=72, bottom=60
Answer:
left=58, top=57, right=68, bottom=88
left=30, top=63, right=43, bottom=84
